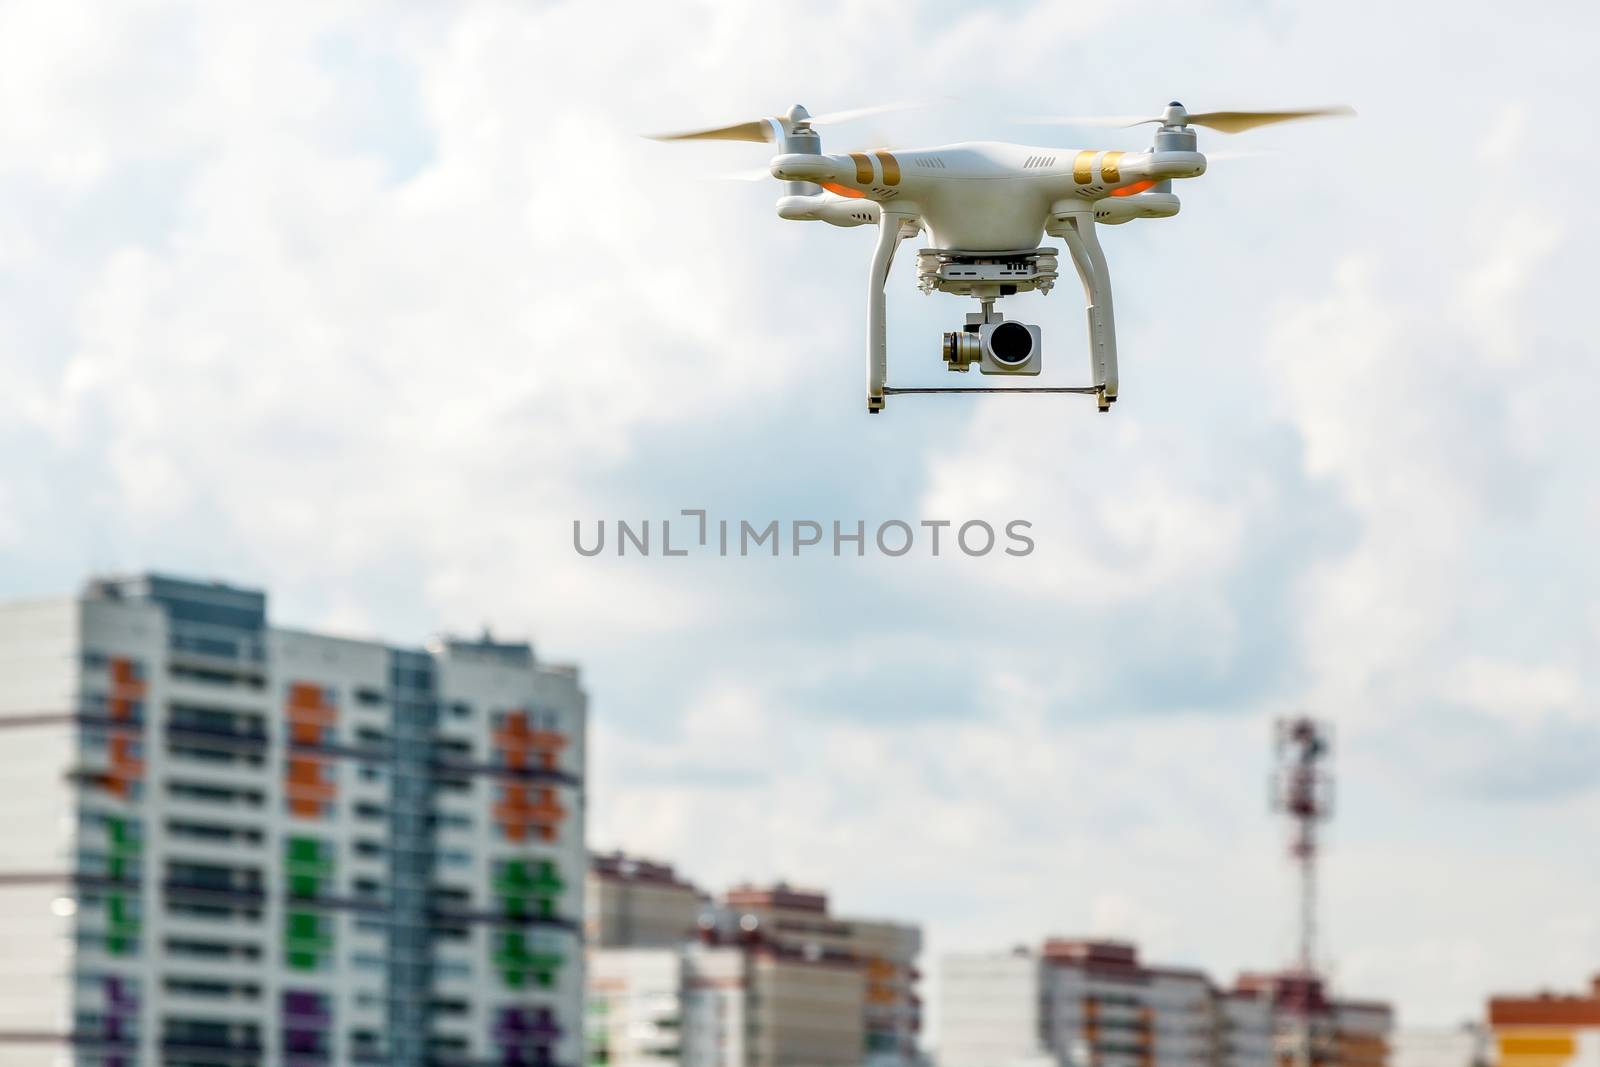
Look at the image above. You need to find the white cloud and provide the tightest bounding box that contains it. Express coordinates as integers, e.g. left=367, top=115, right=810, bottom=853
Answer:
left=2, top=0, right=1600, bottom=1033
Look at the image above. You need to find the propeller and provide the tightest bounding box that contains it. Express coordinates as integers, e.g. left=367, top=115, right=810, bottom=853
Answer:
left=647, top=101, right=924, bottom=144
left=1202, top=148, right=1281, bottom=162
left=1018, top=102, right=1356, bottom=134
left=710, top=166, right=779, bottom=182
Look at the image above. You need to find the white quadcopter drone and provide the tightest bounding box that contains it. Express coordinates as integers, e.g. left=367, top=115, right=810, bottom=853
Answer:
left=652, top=101, right=1353, bottom=413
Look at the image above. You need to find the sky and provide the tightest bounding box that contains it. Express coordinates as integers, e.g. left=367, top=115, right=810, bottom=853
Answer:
left=2, top=0, right=1598, bottom=1034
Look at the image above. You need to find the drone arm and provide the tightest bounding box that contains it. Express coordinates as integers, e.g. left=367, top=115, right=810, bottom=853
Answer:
left=777, top=193, right=880, bottom=228
left=867, top=211, right=920, bottom=412
left=1048, top=205, right=1119, bottom=404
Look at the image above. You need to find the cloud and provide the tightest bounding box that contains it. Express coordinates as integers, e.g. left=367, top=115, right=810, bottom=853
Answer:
left=2, top=0, right=1600, bottom=1033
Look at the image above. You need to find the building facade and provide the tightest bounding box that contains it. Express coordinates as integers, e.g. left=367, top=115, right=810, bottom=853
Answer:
left=585, top=854, right=705, bottom=949
left=1487, top=977, right=1600, bottom=1067
left=721, top=884, right=921, bottom=1065
left=1231, top=971, right=1391, bottom=1067
left=585, top=865, right=921, bottom=1067
left=1390, top=1026, right=1487, bottom=1067
left=938, top=940, right=1392, bottom=1067
left=0, top=574, right=587, bottom=1067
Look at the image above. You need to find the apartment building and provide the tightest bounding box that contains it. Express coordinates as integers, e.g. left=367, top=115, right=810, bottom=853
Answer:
left=585, top=863, right=921, bottom=1067
left=1390, top=1026, right=1487, bottom=1067
left=1487, top=976, right=1600, bottom=1067
left=1231, top=971, right=1391, bottom=1067
left=938, top=940, right=1391, bottom=1067
left=0, top=573, right=587, bottom=1067
left=589, top=940, right=862, bottom=1067
left=585, top=853, right=705, bottom=948
left=721, top=884, right=921, bottom=1064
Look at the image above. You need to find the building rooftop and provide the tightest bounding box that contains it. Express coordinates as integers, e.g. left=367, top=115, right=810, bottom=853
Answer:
left=591, top=851, right=701, bottom=891
left=1490, top=976, right=1600, bottom=1026
left=724, top=882, right=830, bottom=914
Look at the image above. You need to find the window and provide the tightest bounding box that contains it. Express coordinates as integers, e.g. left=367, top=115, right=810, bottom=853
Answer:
left=162, top=1018, right=262, bottom=1051
left=166, top=819, right=264, bottom=845
left=168, top=664, right=266, bottom=690
left=431, top=886, right=471, bottom=908
left=167, top=861, right=262, bottom=893
left=163, top=976, right=261, bottom=1000
left=169, top=704, right=267, bottom=740
left=166, top=899, right=261, bottom=922
left=164, top=938, right=262, bottom=962
left=166, top=780, right=265, bottom=807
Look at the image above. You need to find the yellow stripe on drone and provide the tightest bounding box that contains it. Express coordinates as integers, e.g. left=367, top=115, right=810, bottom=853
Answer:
left=1073, top=150, right=1095, bottom=184
left=874, top=151, right=901, bottom=186
left=849, top=152, right=874, bottom=184
left=1100, top=151, right=1124, bottom=183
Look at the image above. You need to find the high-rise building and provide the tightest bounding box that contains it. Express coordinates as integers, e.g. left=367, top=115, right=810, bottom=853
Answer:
left=1487, top=976, right=1600, bottom=1067
left=584, top=863, right=921, bottom=1067
left=721, top=884, right=921, bottom=1065
left=585, top=853, right=705, bottom=949
left=0, top=573, right=588, bottom=1067
left=937, top=940, right=1392, bottom=1067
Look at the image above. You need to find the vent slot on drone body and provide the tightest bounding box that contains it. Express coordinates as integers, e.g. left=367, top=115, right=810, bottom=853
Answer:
left=1023, top=155, right=1057, bottom=169
left=915, top=156, right=947, bottom=169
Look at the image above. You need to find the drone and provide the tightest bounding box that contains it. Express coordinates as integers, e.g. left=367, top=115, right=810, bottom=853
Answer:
left=652, top=101, right=1353, bottom=413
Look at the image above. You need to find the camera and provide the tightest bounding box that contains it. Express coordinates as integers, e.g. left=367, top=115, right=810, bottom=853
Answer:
left=942, top=316, right=1042, bottom=376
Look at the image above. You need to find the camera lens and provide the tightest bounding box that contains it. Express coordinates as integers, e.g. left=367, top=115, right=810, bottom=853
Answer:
left=943, top=331, right=982, bottom=368
left=988, top=322, right=1033, bottom=365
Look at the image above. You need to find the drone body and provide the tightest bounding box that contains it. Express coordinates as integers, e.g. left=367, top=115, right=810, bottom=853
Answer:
left=771, top=137, right=1201, bottom=248
left=655, top=102, right=1350, bottom=413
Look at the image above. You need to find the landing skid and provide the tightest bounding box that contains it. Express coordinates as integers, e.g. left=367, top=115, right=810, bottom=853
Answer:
left=870, top=385, right=1115, bottom=413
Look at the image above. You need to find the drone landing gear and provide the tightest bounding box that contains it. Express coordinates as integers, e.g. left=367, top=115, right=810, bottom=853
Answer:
left=877, top=384, right=1112, bottom=415
left=1048, top=208, right=1120, bottom=407
left=867, top=211, right=920, bottom=415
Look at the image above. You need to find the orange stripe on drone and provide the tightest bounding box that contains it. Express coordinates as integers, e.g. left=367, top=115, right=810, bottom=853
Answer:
left=1110, top=180, right=1157, bottom=197
left=820, top=181, right=866, bottom=199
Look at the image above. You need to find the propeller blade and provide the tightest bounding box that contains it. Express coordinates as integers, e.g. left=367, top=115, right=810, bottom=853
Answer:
left=710, top=166, right=777, bottom=182
left=1184, top=106, right=1355, bottom=133
left=806, top=101, right=928, bottom=126
left=648, top=101, right=929, bottom=144
left=1016, top=105, right=1354, bottom=133
left=1202, top=148, right=1281, bottom=161
left=646, top=117, right=780, bottom=144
